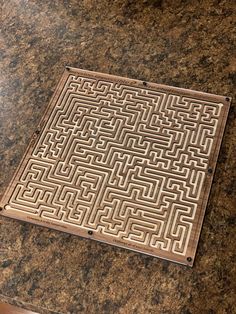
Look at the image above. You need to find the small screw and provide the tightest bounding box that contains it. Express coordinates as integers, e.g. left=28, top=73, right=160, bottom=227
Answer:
left=208, top=168, right=213, bottom=174
left=187, top=257, right=192, bottom=262
left=143, top=81, right=147, bottom=87
left=88, top=230, right=93, bottom=235
left=35, top=130, right=40, bottom=135
left=66, top=66, right=70, bottom=71
left=225, top=97, right=230, bottom=102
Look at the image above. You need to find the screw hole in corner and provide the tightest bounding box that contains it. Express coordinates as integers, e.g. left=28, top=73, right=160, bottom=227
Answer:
left=225, top=97, right=230, bottom=102
left=0, top=207, right=3, bottom=211
left=65, top=66, right=70, bottom=71
left=208, top=168, right=213, bottom=174
left=88, top=230, right=93, bottom=235
left=143, top=81, right=147, bottom=87
left=187, top=257, right=192, bottom=262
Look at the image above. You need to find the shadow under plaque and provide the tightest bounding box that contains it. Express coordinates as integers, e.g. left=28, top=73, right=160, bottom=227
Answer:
left=0, top=67, right=231, bottom=266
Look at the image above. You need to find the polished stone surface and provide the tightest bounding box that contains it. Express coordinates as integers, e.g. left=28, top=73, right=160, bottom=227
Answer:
left=0, top=0, right=236, bottom=313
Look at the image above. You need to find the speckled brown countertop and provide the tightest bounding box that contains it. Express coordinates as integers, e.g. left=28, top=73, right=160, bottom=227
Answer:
left=0, top=1, right=236, bottom=313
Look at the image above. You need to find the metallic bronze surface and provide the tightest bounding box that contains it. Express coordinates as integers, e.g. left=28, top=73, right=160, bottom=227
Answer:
left=0, top=67, right=230, bottom=266
left=0, top=303, right=39, bottom=314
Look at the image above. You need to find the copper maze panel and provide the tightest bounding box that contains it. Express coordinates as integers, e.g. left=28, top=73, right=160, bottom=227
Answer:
left=0, top=68, right=230, bottom=266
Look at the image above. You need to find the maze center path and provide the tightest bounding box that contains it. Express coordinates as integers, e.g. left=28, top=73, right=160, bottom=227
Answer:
left=0, top=67, right=230, bottom=266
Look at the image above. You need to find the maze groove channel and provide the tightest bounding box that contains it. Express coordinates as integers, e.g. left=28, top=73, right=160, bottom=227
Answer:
left=0, top=67, right=230, bottom=266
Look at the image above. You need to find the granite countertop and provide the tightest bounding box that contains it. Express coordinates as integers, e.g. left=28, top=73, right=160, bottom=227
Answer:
left=0, top=0, right=236, bottom=313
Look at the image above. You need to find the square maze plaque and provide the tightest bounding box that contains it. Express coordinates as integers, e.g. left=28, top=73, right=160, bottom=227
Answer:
left=0, top=67, right=230, bottom=266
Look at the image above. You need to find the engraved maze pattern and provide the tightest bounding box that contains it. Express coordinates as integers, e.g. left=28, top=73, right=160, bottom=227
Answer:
left=7, top=74, right=223, bottom=255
